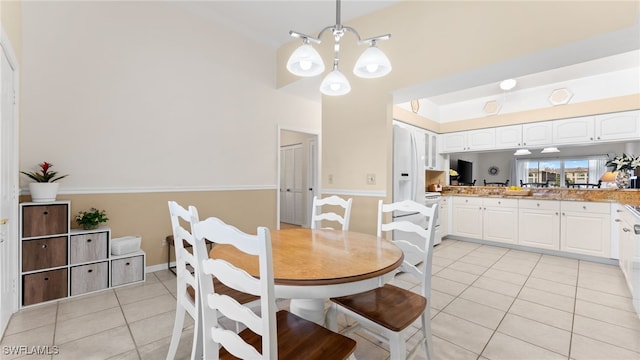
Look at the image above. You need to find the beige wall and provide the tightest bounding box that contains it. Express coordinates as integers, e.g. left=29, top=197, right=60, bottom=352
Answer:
left=1, top=0, right=21, bottom=64
left=279, top=1, right=638, bottom=233
left=20, top=190, right=276, bottom=268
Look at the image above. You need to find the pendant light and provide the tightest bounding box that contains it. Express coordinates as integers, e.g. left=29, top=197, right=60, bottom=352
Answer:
left=287, top=0, right=391, bottom=95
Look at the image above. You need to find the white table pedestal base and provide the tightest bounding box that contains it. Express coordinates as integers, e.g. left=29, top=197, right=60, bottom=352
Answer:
left=289, top=299, right=325, bottom=324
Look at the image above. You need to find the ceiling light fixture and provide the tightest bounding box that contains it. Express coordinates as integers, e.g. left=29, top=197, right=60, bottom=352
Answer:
left=286, top=0, right=391, bottom=96
left=499, top=78, right=517, bottom=91
left=541, top=147, right=560, bottom=153
left=514, top=149, right=531, bottom=156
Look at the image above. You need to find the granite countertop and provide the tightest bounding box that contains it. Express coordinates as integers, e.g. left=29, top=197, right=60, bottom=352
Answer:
left=440, top=186, right=640, bottom=206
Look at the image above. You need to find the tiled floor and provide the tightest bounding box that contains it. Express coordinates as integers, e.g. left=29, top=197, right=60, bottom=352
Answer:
left=2, top=239, right=639, bottom=359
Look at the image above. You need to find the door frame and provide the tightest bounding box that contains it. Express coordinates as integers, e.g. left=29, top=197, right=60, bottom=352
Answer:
left=0, top=26, right=20, bottom=336
left=277, top=126, right=320, bottom=229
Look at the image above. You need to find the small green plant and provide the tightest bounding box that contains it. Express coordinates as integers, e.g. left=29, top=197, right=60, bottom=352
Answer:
left=76, top=208, right=109, bottom=229
left=20, top=161, right=68, bottom=182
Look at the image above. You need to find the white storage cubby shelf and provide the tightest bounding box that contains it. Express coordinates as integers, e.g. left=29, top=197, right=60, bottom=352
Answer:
left=19, top=201, right=146, bottom=307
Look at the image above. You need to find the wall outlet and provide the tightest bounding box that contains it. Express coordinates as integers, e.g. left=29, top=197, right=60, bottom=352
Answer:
left=161, top=239, right=168, bottom=247
left=367, top=173, right=376, bottom=185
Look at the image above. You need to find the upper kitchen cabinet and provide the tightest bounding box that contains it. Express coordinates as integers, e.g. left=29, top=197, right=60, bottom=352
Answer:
left=553, top=116, right=595, bottom=145
left=495, top=125, right=523, bottom=149
left=424, top=131, right=444, bottom=170
left=441, top=128, right=495, bottom=153
left=595, top=110, right=640, bottom=142
left=522, top=122, right=553, bottom=147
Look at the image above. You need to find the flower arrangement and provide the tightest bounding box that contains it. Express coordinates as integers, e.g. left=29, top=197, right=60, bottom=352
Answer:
left=449, top=169, right=459, bottom=177
left=20, top=162, right=68, bottom=183
left=76, top=208, right=109, bottom=230
left=605, top=153, right=640, bottom=172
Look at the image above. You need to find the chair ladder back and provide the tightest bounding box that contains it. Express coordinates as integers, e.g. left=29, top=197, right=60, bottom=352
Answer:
left=193, top=218, right=277, bottom=360
left=311, top=195, right=353, bottom=231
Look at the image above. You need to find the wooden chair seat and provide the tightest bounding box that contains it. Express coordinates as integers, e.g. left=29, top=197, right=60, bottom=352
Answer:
left=331, top=284, right=426, bottom=332
left=219, top=310, right=356, bottom=360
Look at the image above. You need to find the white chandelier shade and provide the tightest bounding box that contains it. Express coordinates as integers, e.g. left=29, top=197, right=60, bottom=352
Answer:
left=320, top=67, right=351, bottom=96
left=286, top=43, right=325, bottom=77
left=353, top=44, right=392, bottom=78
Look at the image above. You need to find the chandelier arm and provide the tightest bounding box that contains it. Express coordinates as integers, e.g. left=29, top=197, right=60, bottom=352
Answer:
left=358, top=34, right=391, bottom=45
left=289, top=30, right=322, bottom=44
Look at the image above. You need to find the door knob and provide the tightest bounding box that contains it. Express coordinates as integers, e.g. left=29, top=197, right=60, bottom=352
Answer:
left=0, top=218, right=7, bottom=225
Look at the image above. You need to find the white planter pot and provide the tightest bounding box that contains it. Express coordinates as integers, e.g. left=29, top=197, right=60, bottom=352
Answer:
left=29, top=183, right=59, bottom=203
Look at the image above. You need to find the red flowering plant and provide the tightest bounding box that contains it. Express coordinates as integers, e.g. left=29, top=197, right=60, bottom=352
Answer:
left=20, top=162, right=69, bottom=182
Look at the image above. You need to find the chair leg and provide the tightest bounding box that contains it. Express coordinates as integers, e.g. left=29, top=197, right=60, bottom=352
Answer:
left=166, top=305, right=186, bottom=360
left=422, top=311, right=434, bottom=360
left=388, top=331, right=407, bottom=360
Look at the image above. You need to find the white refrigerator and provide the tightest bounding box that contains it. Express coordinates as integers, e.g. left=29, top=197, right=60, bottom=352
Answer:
left=393, top=123, right=429, bottom=264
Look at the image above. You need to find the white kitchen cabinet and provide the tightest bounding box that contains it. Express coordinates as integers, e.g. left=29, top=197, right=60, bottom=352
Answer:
left=441, top=132, right=467, bottom=153
left=560, top=201, right=611, bottom=258
left=451, top=197, right=517, bottom=243
left=440, top=196, right=449, bottom=237
left=452, top=197, right=483, bottom=238
left=518, top=200, right=560, bottom=250
left=495, top=125, right=523, bottom=149
left=595, top=110, right=640, bottom=142
left=482, top=198, right=518, bottom=244
left=441, top=128, right=495, bottom=153
left=553, top=116, right=595, bottom=145
left=522, top=121, right=553, bottom=147
left=424, top=131, right=444, bottom=170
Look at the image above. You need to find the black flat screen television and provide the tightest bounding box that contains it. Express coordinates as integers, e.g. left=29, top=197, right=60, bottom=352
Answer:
left=457, top=160, right=473, bottom=185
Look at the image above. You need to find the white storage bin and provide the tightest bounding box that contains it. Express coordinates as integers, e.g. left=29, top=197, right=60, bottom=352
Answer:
left=111, top=236, right=141, bottom=256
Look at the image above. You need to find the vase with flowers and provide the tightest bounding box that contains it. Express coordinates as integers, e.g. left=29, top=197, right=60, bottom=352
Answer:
left=20, top=161, right=68, bottom=202
left=605, top=153, right=640, bottom=188
left=76, top=208, right=109, bottom=230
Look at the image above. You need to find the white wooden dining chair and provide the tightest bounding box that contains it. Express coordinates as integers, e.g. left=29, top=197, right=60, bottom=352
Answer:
left=166, top=201, right=202, bottom=360
left=327, top=200, right=438, bottom=360
left=193, top=216, right=357, bottom=359
left=310, top=195, right=353, bottom=231
left=166, top=201, right=260, bottom=360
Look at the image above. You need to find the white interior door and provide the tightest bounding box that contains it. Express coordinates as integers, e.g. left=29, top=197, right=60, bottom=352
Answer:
left=280, top=144, right=303, bottom=225
left=0, top=37, right=19, bottom=336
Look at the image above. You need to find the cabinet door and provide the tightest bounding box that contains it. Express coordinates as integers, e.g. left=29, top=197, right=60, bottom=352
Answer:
left=495, top=125, right=523, bottom=149
left=425, top=132, right=442, bottom=170
left=22, top=204, right=68, bottom=238
left=452, top=198, right=483, bottom=238
left=467, top=128, right=495, bottom=151
left=561, top=211, right=611, bottom=257
left=483, top=203, right=518, bottom=244
left=70, top=262, right=108, bottom=296
left=70, top=232, right=108, bottom=264
left=522, top=122, right=553, bottom=147
left=441, top=132, right=466, bottom=153
left=23, top=269, right=67, bottom=306
left=595, top=110, right=640, bottom=142
left=22, top=236, right=67, bottom=272
left=518, top=208, right=560, bottom=250
left=440, top=203, right=449, bottom=237
left=553, top=116, right=594, bottom=145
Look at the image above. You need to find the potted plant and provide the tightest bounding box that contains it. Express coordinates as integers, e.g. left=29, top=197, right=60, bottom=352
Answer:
left=20, top=161, right=68, bottom=202
left=75, top=208, right=109, bottom=230
left=606, top=153, right=640, bottom=188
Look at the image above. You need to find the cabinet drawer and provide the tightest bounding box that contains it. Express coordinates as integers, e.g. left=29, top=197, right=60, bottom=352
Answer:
left=70, top=232, right=108, bottom=264
left=22, top=236, right=67, bottom=272
left=452, top=197, right=483, bottom=206
left=70, top=262, right=109, bottom=296
left=23, top=269, right=68, bottom=306
left=111, top=255, right=144, bottom=287
left=561, top=201, right=610, bottom=214
left=483, top=198, right=518, bottom=208
left=22, top=204, right=68, bottom=238
left=519, top=199, right=560, bottom=211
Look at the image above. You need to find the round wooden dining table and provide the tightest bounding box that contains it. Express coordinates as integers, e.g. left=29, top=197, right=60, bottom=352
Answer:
left=209, top=228, right=404, bottom=324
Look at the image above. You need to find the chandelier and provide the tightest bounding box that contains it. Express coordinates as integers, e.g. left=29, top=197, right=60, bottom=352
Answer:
left=286, top=0, right=392, bottom=96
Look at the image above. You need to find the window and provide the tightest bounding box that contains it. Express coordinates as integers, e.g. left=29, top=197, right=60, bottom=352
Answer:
left=516, top=156, right=607, bottom=187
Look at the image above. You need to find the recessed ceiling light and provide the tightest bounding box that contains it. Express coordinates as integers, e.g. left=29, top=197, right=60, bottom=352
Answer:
left=499, top=79, right=517, bottom=91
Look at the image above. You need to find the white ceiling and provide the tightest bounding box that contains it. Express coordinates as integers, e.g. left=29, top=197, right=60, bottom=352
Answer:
left=168, top=1, right=640, bottom=105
